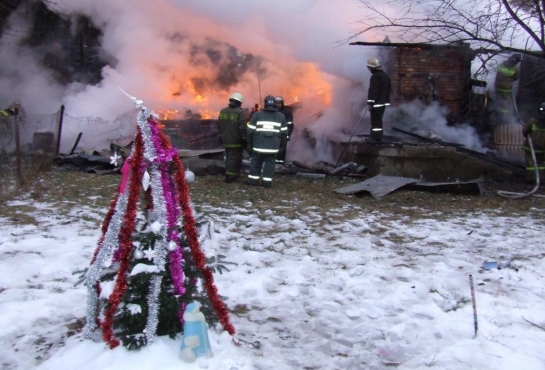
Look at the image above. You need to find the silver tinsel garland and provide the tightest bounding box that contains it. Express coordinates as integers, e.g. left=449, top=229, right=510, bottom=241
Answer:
left=82, top=190, right=130, bottom=339
left=137, top=108, right=157, bottom=162
left=137, top=110, right=170, bottom=345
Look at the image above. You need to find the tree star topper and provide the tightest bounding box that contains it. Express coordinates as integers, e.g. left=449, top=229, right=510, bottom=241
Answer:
left=110, top=152, right=122, bottom=167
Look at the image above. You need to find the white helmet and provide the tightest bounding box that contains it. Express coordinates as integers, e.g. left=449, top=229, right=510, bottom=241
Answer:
left=230, top=92, right=244, bottom=104
left=367, top=58, right=381, bottom=69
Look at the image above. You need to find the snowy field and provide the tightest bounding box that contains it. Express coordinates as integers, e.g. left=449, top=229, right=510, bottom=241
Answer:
left=1, top=177, right=545, bottom=370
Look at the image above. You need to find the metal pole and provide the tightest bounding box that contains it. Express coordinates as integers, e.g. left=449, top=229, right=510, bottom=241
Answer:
left=334, top=107, right=368, bottom=168
left=258, top=75, right=262, bottom=106
left=469, top=274, right=478, bottom=338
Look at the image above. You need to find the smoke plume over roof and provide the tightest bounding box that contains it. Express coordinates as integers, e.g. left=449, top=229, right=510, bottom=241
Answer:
left=0, top=0, right=376, bottom=123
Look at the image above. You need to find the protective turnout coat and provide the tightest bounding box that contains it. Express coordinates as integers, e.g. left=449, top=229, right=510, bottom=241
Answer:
left=522, top=117, right=545, bottom=179
left=494, top=62, right=520, bottom=93
left=247, top=109, right=288, bottom=154
left=218, top=106, right=246, bottom=148
left=367, top=70, right=391, bottom=108
left=277, top=105, right=294, bottom=138
left=523, top=118, right=545, bottom=151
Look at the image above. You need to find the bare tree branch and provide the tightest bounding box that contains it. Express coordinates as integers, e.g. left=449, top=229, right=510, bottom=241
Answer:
left=344, top=0, right=545, bottom=58
left=522, top=316, right=545, bottom=330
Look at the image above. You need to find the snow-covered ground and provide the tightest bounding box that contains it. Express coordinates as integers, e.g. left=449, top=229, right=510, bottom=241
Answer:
left=1, top=185, right=545, bottom=369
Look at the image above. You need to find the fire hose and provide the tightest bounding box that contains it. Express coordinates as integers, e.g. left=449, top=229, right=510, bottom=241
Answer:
left=497, top=134, right=541, bottom=198
left=497, top=94, right=544, bottom=198
left=334, top=107, right=369, bottom=168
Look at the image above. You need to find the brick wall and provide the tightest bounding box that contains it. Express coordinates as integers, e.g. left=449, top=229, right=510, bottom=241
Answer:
left=385, top=44, right=475, bottom=122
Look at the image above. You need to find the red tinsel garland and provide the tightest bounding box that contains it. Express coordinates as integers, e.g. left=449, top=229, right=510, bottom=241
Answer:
left=158, top=130, right=236, bottom=336
left=88, top=162, right=124, bottom=330
left=101, top=130, right=145, bottom=349
left=90, top=191, right=120, bottom=264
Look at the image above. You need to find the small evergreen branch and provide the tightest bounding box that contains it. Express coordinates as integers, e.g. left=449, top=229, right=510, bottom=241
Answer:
left=206, top=254, right=236, bottom=275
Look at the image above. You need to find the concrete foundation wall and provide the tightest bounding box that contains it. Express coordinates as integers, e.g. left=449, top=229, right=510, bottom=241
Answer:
left=344, top=143, right=515, bottom=181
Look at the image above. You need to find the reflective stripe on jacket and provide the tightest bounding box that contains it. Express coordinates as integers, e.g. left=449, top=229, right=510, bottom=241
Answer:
left=494, top=62, right=520, bottom=93
left=247, top=109, right=287, bottom=154
left=367, top=70, right=391, bottom=108
left=523, top=118, right=545, bottom=151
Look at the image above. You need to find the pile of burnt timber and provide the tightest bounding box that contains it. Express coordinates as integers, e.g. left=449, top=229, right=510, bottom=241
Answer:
left=391, top=127, right=524, bottom=170
left=161, top=119, right=220, bottom=150
left=53, top=144, right=227, bottom=175
left=276, top=160, right=367, bottom=178
left=53, top=153, right=120, bottom=174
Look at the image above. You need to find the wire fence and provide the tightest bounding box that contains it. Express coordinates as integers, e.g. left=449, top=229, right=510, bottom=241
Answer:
left=0, top=107, right=140, bottom=156
left=59, top=109, right=138, bottom=155
left=0, top=105, right=224, bottom=196
left=0, top=106, right=140, bottom=195
left=0, top=106, right=225, bottom=158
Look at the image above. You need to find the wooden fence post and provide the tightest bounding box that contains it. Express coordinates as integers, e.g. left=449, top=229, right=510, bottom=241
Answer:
left=14, top=112, right=23, bottom=187
left=56, top=105, right=65, bottom=156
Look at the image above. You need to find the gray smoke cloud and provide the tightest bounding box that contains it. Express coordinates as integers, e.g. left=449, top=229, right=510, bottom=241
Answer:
left=0, top=0, right=492, bottom=159
left=0, top=0, right=372, bottom=118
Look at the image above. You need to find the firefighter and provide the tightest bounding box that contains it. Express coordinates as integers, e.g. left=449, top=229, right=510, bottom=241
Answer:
left=493, top=54, right=521, bottom=124
left=1, top=99, right=21, bottom=117
left=0, top=107, right=17, bottom=117
left=245, top=95, right=288, bottom=188
left=522, top=102, right=545, bottom=181
left=366, top=57, right=391, bottom=142
left=274, top=96, right=293, bottom=165
left=218, top=92, right=246, bottom=183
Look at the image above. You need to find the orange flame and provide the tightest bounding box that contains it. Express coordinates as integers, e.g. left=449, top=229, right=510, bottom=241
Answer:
left=155, top=107, right=218, bottom=120
left=278, top=63, right=332, bottom=107
left=157, top=60, right=331, bottom=118
left=156, top=108, right=180, bottom=120
left=199, top=109, right=218, bottom=119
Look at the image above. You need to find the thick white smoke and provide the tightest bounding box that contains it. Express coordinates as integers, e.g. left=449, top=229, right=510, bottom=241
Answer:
left=0, top=0, right=374, bottom=118
left=0, top=0, right=493, bottom=160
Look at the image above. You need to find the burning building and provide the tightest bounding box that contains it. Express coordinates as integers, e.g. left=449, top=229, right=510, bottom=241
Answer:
left=326, top=41, right=530, bottom=181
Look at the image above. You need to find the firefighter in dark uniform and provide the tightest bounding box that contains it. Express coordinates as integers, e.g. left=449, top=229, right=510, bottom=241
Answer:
left=274, top=96, right=293, bottom=165
left=522, top=102, right=545, bottom=181
left=494, top=54, right=521, bottom=124
left=366, top=57, right=391, bottom=142
left=245, top=95, right=288, bottom=188
left=0, top=107, right=17, bottom=117
left=218, top=93, right=246, bottom=183
left=0, top=103, right=19, bottom=140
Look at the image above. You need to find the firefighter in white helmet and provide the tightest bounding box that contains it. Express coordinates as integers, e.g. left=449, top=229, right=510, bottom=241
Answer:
left=218, top=93, right=246, bottom=183
left=366, top=57, right=391, bottom=142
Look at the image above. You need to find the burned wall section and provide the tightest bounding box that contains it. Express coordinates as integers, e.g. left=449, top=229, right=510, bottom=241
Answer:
left=389, top=44, right=475, bottom=124
left=516, top=54, right=545, bottom=121
left=161, top=119, right=221, bottom=150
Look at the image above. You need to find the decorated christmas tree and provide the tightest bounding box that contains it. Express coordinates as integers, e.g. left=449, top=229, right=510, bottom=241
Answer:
left=82, top=92, right=235, bottom=350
